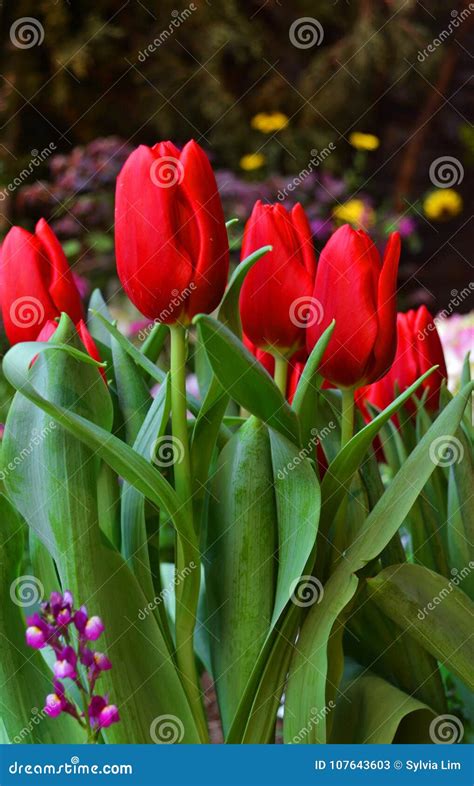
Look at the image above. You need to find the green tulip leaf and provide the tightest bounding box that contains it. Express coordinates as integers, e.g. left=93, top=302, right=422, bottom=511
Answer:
left=284, top=381, right=473, bottom=743
left=330, top=661, right=434, bottom=744
left=194, top=315, right=300, bottom=444
left=218, top=245, right=272, bottom=336
left=367, top=563, right=474, bottom=690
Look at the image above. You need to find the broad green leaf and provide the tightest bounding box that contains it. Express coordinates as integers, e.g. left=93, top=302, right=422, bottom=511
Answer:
left=111, top=335, right=151, bottom=445
left=330, top=661, right=434, bottom=743
left=284, top=381, right=473, bottom=743
left=2, top=329, right=201, bottom=742
left=347, top=584, right=447, bottom=715
left=87, top=289, right=113, bottom=351
left=368, top=564, right=474, bottom=690
left=218, top=245, right=272, bottom=335
left=269, top=429, right=320, bottom=626
left=291, top=321, right=335, bottom=445
left=206, top=418, right=277, bottom=735
left=194, top=315, right=299, bottom=444
left=191, top=376, right=230, bottom=504
left=447, top=464, right=474, bottom=600
left=0, top=495, right=83, bottom=744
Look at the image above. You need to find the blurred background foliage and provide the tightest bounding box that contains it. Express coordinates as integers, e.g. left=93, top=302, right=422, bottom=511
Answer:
left=0, top=0, right=472, bottom=313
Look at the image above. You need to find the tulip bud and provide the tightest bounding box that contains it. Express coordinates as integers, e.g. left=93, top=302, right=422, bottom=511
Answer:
left=307, top=224, right=401, bottom=388
left=239, top=201, right=317, bottom=356
left=359, top=306, right=448, bottom=414
left=0, top=219, right=83, bottom=344
left=115, top=140, right=229, bottom=324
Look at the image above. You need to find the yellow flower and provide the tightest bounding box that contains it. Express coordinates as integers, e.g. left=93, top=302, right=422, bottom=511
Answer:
left=423, top=189, right=463, bottom=221
left=333, top=199, right=375, bottom=229
left=239, top=153, right=266, bottom=171
left=251, top=112, right=289, bottom=133
left=349, top=132, right=380, bottom=151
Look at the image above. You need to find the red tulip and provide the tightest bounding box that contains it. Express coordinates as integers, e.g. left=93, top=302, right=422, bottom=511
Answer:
left=306, top=224, right=401, bottom=388
left=239, top=201, right=317, bottom=357
left=0, top=219, right=84, bottom=344
left=36, top=319, right=106, bottom=383
left=359, top=306, right=447, bottom=414
left=115, top=140, right=229, bottom=324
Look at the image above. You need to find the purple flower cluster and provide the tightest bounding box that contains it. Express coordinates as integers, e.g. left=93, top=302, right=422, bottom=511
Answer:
left=25, top=590, right=119, bottom=739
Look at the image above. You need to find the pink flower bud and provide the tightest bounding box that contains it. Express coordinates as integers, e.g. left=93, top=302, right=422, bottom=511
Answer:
left=84, top=616, right=104, bottom=641
left=26, top=626, right=46, bottom=649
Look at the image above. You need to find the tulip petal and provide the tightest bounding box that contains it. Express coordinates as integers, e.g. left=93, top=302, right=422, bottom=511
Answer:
left=115, top=144, right=193, bottom=321
left=179, top=140, right=229, bottom=318
left=366, top=232, right=400, bottom=383
left=35, top=219, right=84, bottom=324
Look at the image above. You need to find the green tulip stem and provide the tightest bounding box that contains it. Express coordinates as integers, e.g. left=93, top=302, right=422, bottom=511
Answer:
left=169, top=324, right=193, bottom=520
left=274, top=355, right=289, bottom=396
left=341, top=387, right=355, bottom=448
left=169, top=323, right=208, bottom=743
